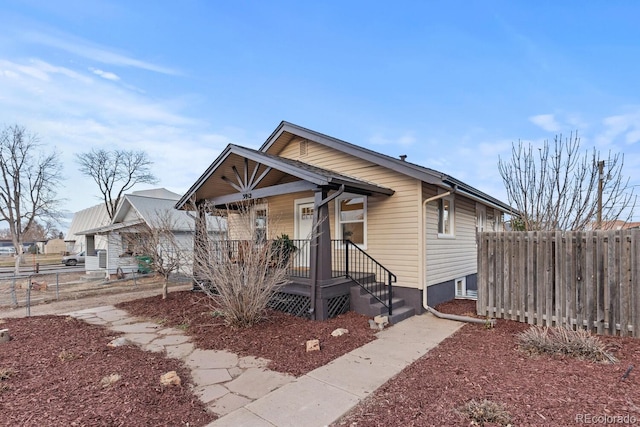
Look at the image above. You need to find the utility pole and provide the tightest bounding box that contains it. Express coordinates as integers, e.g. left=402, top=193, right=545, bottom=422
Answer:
left=597, top=160, right=604, bottom=229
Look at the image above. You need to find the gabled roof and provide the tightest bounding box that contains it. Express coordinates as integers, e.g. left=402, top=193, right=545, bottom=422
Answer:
left=79, top=188, right=225, bottom=236
left=66, top=203, right=111, bottom=241
left=176, top=121, right=512, bottom=213
left=75, top=219, right=145, bottom=235
left=260, top=121, right=512, bottom=212
left=175, top=144, right=394, bottom=210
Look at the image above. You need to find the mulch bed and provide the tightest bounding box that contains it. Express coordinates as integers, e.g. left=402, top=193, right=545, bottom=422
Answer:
left=116, top=290, right=379, bottom=377
left=334, top=299, right=640, bottom=427
left=3, top=292, right=639, bottom=427
left=0, top=315, right=214, bottom=427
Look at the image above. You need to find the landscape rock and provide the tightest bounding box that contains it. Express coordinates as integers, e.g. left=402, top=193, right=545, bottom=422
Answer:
left=306, top=339, right=320, bottom=352
left=107, top=337, right=130, bottom=347
left=331, top=328, right=349, bottom=337
left=160, top=370, right=181, bottom=386
left=0, top=328, right=9, bottom=343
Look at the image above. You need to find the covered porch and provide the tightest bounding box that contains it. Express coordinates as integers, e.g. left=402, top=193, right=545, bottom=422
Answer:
left=176, top=144, right=396, bottom=320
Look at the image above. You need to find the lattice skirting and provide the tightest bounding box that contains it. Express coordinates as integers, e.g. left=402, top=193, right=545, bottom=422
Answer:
left=268, top=292, right=350, bottom=319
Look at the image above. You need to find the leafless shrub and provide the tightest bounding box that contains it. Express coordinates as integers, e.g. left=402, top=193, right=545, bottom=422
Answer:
left=192, top=200, right=292, bottom=328
left=517, top=326, right=618, bottom=363
left=457, top=399, right=512, bottom=426
left=126, top=208, right=191, bottom=299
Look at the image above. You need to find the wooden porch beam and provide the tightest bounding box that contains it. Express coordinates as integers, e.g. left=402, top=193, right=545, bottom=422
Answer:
left=208, top=180, right=317, bottom=206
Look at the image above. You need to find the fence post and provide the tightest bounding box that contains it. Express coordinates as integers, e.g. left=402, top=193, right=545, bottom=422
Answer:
left=56, top=272, right=60, bottom=300
left=10, top=276, right=17, bottom=307
left=26, top=277, right=31, bottom=317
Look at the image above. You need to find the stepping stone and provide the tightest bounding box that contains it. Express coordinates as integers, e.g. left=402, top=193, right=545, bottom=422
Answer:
left=225, top=368, right=294, bottom=400
left=123, top=333, right=157, bottom=345
left=238, top=356, right=270, bottom=369
left=165, top=342, right=195, bottom=359
left=151, top=334, right=190, bottom=347
left=186, top=349, right=238, bottom=369
left=111, top=322, right=161, bottom=333
left=191, top=368, right=232, bottom=386
left=194, top=384, right=229, bottom=404
left=208, top=393, right=252, bottom=416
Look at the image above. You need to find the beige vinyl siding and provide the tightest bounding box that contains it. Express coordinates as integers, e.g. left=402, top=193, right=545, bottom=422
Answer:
left=424, top=186, right=478, bottom=287
left=277, top=138, right=422, bottom=289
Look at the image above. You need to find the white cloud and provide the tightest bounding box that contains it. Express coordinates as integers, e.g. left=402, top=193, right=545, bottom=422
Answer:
left=369, top=131, right=416, bottom=147
left=90, top=67, right=120, bottom=81
left=21, top=30, right=178, bottom=75
left=596, top=111, right=640, bottom=147
left=529, top=114, right=561, bottom=132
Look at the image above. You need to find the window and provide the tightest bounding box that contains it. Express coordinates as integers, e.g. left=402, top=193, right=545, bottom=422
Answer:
left=438, top=196, right=454, bottom=236
left=336, top=195, right=366, bottom=246
left=455, top=277, right=467, bottom=298
left=253, top=204, right=268, bottom=243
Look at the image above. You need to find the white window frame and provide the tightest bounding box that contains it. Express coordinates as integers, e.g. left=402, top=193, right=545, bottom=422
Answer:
left=437, top=195, right=455, bottom=238
left=252, top=203, right=268, bottom=243
left=335, top=194, right=367, bottom=248
left=455, top=277, right=467, bottom=298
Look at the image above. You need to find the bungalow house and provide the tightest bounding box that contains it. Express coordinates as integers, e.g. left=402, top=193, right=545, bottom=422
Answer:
left=77, top=188, right=224, bottom=276
left=65, top=203, right=111, bottom=254
left=176, top=122, right=511, bottom=323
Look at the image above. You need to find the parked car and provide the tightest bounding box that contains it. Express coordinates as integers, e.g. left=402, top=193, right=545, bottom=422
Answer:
left=62, top=251, right=85, bottom=266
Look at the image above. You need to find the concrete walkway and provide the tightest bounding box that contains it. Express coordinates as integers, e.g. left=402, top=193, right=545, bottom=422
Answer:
left=67, top=306, right=463, bottom=427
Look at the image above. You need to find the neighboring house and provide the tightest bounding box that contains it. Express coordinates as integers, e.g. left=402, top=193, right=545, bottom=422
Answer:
left=43, top=238, right=67, bottom=255
left=66, top=204, right=111, bottom=254
left=77, top=188, right=224, bottom=276
left=176, top=121, right=511, bottom=323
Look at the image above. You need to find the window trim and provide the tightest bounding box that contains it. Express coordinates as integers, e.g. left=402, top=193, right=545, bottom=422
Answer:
left=335, top=193, right=367, bottom=249
left=455, top=277, right=467, bottom=298
left=437, top=195, right=455, bottom=238
left=252, top=203, right=268, bottom=243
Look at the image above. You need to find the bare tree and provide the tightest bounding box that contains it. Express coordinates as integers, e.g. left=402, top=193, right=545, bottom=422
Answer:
left=498, top=132, right=635, bottom=231
left=126, top=209, right=189, bottom=299
left=0, top=125, right=63, bottom=273
left=192, top=200, right=295, bottom=328
left=76, top=149, right=158, bottom=220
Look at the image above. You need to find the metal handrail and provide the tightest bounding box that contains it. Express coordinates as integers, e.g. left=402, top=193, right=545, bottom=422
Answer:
left=334, top=239, right=397, bottom=315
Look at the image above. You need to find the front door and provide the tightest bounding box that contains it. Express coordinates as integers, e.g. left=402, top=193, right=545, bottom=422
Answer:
left=295, top=201, right=314, bottom=268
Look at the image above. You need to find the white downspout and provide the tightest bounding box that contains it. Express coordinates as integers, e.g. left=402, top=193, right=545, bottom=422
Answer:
left=421, top=187, right=496, bottom=326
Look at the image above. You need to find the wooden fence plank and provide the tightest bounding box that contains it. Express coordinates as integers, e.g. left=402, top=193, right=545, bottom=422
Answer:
left=632, top=231, right=640, bottom=338
left=620, top=233, right=630, bottom=337
left=477, top=229, right=640, bottom=338
left=585, top=231, right=596, bottom=334
left=518, top=233, right=526, bottom=322
left=527, top=232, right=535, bottom=324
left=607, top=232, right=617, bottom=335
left=574, top=232, right=584, bottom=332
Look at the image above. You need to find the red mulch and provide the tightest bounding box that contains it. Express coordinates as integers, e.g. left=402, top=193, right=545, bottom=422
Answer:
left=116, top=290, right=379, bottom=377
left=3, top=292, right=639, bottom=427
left=0, top=290, right=376, bottom=426
left=334, top=299, right=640, bottom=427
left=0, top=316, right=214, bottom=427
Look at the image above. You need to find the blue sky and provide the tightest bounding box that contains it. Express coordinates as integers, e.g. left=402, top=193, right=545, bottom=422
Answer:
left=1, top=0, right=639, bottom=230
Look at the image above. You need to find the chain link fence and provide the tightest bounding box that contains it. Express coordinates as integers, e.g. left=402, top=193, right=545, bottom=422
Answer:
left=0, top=270, right=151, bottom=316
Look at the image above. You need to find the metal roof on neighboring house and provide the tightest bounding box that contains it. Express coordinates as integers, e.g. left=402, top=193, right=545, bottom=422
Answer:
left=75, top=188, right=226, bottom=236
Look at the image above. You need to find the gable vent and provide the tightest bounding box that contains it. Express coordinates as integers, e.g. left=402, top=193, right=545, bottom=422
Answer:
left=299, top=139, right=308, bottom=157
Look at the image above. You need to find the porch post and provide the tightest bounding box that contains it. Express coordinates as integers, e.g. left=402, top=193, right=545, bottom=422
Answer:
left=192, top=200, right=207, bottom=291
left=309, top=187, right=332, bottom=320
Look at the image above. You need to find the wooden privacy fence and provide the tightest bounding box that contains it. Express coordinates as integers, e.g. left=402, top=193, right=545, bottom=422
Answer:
left=477, top=230, right=640, bottom=338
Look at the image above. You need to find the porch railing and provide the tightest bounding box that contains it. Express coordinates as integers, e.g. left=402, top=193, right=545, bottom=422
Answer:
left=332, top=239, right=397, bottom=316
left=208, top=239, right=396, bottom=315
